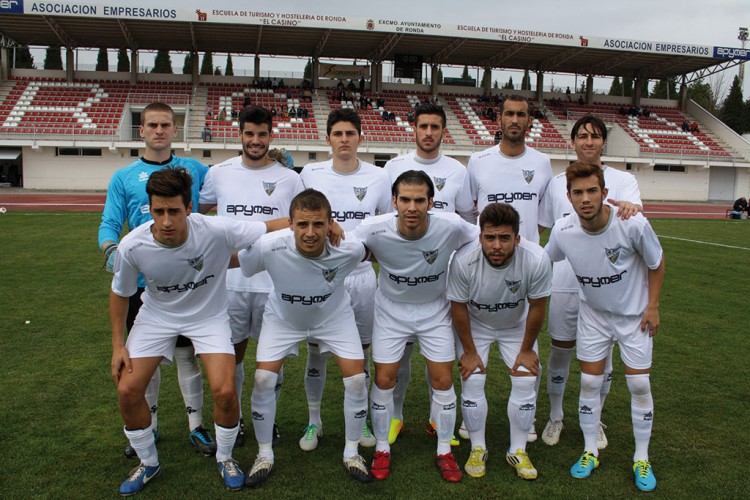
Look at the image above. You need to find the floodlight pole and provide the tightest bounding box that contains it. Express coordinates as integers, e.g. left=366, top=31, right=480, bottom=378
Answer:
left=739, top=27, right=748, bottom=82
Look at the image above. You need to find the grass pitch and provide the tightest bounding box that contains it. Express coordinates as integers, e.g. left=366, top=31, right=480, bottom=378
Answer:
left=0, top=212, right=748, bottom=498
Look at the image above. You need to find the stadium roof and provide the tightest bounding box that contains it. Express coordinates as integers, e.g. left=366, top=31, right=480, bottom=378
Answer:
left=1, top=2, right=747, bottom=81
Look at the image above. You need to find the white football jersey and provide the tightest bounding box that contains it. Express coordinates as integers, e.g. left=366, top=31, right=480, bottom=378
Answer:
left=384, top=152, right=475, bottom=221
left=447, top=239, right=551, bottom=330
left=467, top=145, right=552, bottom=243
left=539, top=165, right=642, bottom=292
left=354, top=212, right=479, bottom=304
left=544, top=210, right=662, bottom=316
left=112, top=214, right=267, bottom=324
left=199, top=157, right=304, bottom=293
left=238, top=230, right=365, bottom=330
left=300, top=159, right=392, bottom=231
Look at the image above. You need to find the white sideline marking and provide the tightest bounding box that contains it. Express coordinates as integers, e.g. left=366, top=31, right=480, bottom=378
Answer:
left=659, top=235, right=750, bottom=251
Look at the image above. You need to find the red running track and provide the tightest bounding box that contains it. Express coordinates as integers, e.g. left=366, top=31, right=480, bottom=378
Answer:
left=0, top=192, right=732, bottom=219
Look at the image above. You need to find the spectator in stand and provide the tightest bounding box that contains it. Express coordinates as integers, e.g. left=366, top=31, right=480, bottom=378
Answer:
left=270, top=108, right=277, bottom=117
left=218, top=107, right=227, bottom=122
left=244, top=96, right=252, bottom=108
left=690, top=122, right=699, bottom=133
left=231, top=110, right=239, bottom=119
left=302, top=88, right=312, bottom=102
left=578, top=96, right=585, bottom=106
left=272, top=78, right=279, bottom=90
left=337, top=80, right=345, bottom=91
left=566, top=87, right=572, bottom=101
left=681, top=120, right=690, bottom=132
left=301, top=79, right=311, bottom=90
left=348, top=80, right=357, bottom=92
left=202, top=123, right=212, bottom=142
left=253, top=79, right=260, bottom=88
left=359, top=76, right=366, bottom=93
left=382, top=110, right=389, bottom=122
left=619, top=106, right=627, bottom=116
left=278, top=79, right=285, bottom=89
left=494, top=129, right=502, bottom=145
left=206, top=105, right=214, bottom=118
left=642, top=107, right=650, bottom=118
left=288, top=106, right=297, bottom=118
left=388, top=111, right=396, bottom=122
left=407, top=111, right=415, bottom=125
left=265, top=78, right=272, bottom=89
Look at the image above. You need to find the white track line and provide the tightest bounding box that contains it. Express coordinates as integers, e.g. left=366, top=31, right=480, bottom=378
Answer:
left=659, top=235, right=750, bottom=251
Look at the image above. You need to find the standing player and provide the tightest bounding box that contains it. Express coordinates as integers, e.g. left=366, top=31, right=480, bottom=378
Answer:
left=466, top=94, right=553, bottom=442
left=383, top=103, right=475, bottom=446
left=544, top=162, right=664, bottom=492
left=98, top=102, right=216, bottom=458
left=199, top=106, right=304, bottom=447
left=299, top=109, right=391, bottom=451
left=538, top=115, right=643, bottom=449
left=111, top=167, right=277, bottom=494
left=448, top=203, right=551, bottom=480
left=239, top=189, right=371, bottom=486
left=467, top=95, right=552, bottom=245
left=355, top=170, right=478, bottom=482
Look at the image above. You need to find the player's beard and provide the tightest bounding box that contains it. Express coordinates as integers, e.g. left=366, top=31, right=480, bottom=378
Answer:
left=417, top=134, right=442, bottom=155
left=243, top=143, right=268, bottom=162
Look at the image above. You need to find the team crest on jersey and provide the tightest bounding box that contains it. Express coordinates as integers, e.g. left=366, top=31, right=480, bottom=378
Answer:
left=505, top=279, right=521, bottom=294
left=522, top=170, right=535, bottom=184
left=433, top=176, right=446, bottom=191
left=138, top=171, right=149, bottom=182
left=354, top=186, right=368, bottom=201
left=423, top=249, right=439, bottom=264
left=263, top=181, right=277, bottom=196
left=187, top=254, right=204, bottom=271
left=322, top=267, right=339, bottom=283
left=605, top=246, right=622, bottom=264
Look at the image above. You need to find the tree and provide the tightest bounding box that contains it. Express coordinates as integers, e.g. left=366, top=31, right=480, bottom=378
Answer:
left=303, top=58, right=312, bottom=79
left=503, top=76, right=514, bottom=90
left=720, top=75, right=745, bottom=134
left=436, top=68, right=443, bottom=85
left=639, top=79, right=650, bottom=97
left=181, top=53, right=193, bottom=75
left=14, top=47, right=35, bottom=69
left=687, top=79, right=715, bottom=113
left=578, top=80, right=586, bottom=94
left=95, top=48, right=109, bottom=72
left=622, top=76, right=634, bottom=97
left=117, top=48, right=129, bottom=72
left=225, top=54, right=234, bottom=76
left=609, top=77, right=622, bottom=96
left=43, top=47, right=63, bottom=70
left=200, top=52, right=213, bottom=75
left=742, top=97, right=750, bottom=134
left=152, top=50, right=173, bottom=73
left=461, top=65, right=470, bottom=79
left=521, top=69, right=531, bottom=91
left=650, top=78, right=678, bottom=100
left=493, top=80, right=499, bottom=89
left=481, top=69, right=490, bottom=88
left=214, top=66, right=222, bottom=76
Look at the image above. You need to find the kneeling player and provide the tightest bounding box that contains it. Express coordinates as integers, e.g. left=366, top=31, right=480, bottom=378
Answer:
left=544, top=162, right=664, bottom=492
left=240, top=189, right=371, bottom=486
left=111, top=167, right=280, bottom=494
left=449, top=203, right=551, bottom=480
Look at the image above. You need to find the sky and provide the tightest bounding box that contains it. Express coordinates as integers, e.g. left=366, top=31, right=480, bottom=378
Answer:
left=28, top=0, right=750, bottom=96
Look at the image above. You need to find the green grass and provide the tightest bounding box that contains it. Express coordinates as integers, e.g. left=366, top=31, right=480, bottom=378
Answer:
left=1, top=213, right=748, bottom=498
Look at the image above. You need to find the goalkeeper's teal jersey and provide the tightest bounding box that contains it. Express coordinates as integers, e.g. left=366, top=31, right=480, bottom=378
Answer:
left=98, top=155, right=208, bottom=287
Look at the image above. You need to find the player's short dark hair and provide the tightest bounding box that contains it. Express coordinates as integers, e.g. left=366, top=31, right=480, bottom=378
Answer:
left=479, top=203, right=520, bottom=235
left=502, top=95, right=528, bottom=112
left=326, top=108, right=361, bottom=135
left=239, top=106, right=273, bottom=133
left=570, top=114, right=608, bottom=141
left=392, top=169, right=435, bottom=199
left=141, top=102, right=175, bottom=125
left=146, top=166, right=192, bottom=208
left=566, top=161, right=605, bottom=193
left=290, top=188, right=332, bottom=220
left=414, top=103, right=446, bottom=127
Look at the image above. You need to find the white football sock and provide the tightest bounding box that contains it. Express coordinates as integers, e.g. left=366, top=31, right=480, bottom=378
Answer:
left=431, top=387, right=457, bottom=456
left=370, top=384, right=394, bottom=453
left=124, top=426, right=158, bottom=467
left=547, top=345, right=574, bottom=421
left=214, top=422, right=239, bottom=462
left=144, top=367, right=160, bottom=431
left=305, top=344, right=327, bottom=426
left=579, top=372, right=604, bottom=456
left=174, top=345, right=203, bottom=430
left=251, top=369, right=278, bottom=448
left=460, top=373, right=488, bottom=449
left=343, top=373, right=368, bottom=454
left=508, top=376, right=537, bottom=452
left=392, top=343, right=413, bottom=421
left=626, top=373, right=653, bottom=462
